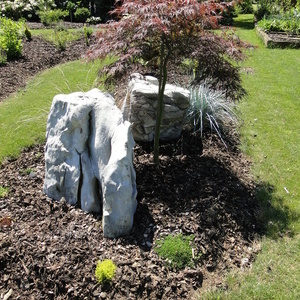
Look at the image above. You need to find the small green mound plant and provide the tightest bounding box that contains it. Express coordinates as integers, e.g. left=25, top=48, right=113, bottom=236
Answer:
left=0, top=186, right=9, bottom=198
left=155, top=234, right=196, bottom=270
left=74, top=7, right=90, bottom=23
left=95, top=259, right=117, bottom=284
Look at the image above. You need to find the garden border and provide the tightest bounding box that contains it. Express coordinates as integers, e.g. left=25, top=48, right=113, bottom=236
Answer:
left=255, top=26, right=300, bottom=48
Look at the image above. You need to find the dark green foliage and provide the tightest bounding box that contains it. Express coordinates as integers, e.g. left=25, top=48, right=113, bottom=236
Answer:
left=238, top=0, right=254, bottom=13
left=74, top=7, right=90, bottom=23
left=24, top=25, right=32, bottom=41
left=66, top=1, right=76, bottom=22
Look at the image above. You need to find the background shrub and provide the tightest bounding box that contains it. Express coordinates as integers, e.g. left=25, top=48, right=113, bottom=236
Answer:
left=0, top=0, right=57, bottom=21
left=38, top=9, right=67, bottom=26
left=0, top=17, right=24, bottom=60
left=238, top=0, right=254, bottom=14
left=74, top=7, right=90, bottom=23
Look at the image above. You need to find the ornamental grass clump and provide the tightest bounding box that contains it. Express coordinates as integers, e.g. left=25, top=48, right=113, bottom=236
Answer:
left=95, top=259, right=117, bottom=284
left=187, top=82, right=238, bottom=147
left=155, top=234, right=196, bottom=270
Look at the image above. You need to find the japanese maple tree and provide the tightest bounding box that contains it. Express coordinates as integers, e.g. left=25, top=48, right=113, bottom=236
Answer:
left=86, top=0, right=246, bottom=164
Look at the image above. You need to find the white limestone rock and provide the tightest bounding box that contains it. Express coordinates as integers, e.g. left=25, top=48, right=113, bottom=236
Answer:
left=124, top=73, right=190, bottom=142
left=44, top=89, right=137, bottom=238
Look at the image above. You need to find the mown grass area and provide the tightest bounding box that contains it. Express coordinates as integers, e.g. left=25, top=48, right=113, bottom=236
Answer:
left=237, top=14, right=300, bottom=235
left=0, top=58, right=112, bottom=164
left=199, top=14, right=300, bottom=299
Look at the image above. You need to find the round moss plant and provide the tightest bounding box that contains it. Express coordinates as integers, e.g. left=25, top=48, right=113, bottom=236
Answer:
left=95, top=259, right=117, bottom=284
left=155, top=234, right=196, bottom=270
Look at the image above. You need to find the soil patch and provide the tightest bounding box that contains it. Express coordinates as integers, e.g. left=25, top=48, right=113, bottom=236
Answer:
left=0, top=33, right=262, bottom=299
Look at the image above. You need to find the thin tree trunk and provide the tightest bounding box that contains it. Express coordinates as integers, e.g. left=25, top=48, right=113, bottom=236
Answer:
left=153, top=43, right=170, bottom=165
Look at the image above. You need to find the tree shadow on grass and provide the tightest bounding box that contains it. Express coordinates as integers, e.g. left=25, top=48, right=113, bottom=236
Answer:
left=255, top=182, right=300, bottom=239
left=233, top=15, right=255, bottom=30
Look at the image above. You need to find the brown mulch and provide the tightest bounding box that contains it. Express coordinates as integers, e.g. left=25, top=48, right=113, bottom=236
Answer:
left=0, top=29, right=91, bottom=102
left=0, top=31, right=262, bottom=299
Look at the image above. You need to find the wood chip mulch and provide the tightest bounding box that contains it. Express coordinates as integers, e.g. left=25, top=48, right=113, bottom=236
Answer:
left=0, top=28, right=262, bottom=299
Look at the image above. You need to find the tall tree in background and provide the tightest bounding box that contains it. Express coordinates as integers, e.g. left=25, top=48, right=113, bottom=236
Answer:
left=87, top=0, right=247, bottom=165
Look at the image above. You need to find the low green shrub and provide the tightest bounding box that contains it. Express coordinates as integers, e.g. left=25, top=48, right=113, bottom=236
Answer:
left=0, top=186, right=9, bottom=198
left=155, top=234, right=196, bottom=270
left=74, top=7, right=90, bottom=23
left=38, top=9, right=68, bottom=26
left=187, top=83, right=238, bottom=147
left=0, top=17, right=24, bottom=60
left=95, top=259, right=117, bottom=284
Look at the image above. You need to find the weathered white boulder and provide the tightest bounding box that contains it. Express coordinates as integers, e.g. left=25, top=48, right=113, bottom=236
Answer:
left=44, top=89, right=137, bottom=238
left=123, top=73, right=190, bottom=142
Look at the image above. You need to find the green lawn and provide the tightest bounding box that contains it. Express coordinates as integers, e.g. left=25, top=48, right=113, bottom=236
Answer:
left=199, top=14, right=300, bottom=299
left=238, top=15, right=300, bottom=235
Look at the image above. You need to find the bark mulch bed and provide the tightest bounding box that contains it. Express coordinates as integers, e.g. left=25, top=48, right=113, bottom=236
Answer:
left=0, top=26, right=90, bottom=102
left=0, top=32, right=262, bottom=299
